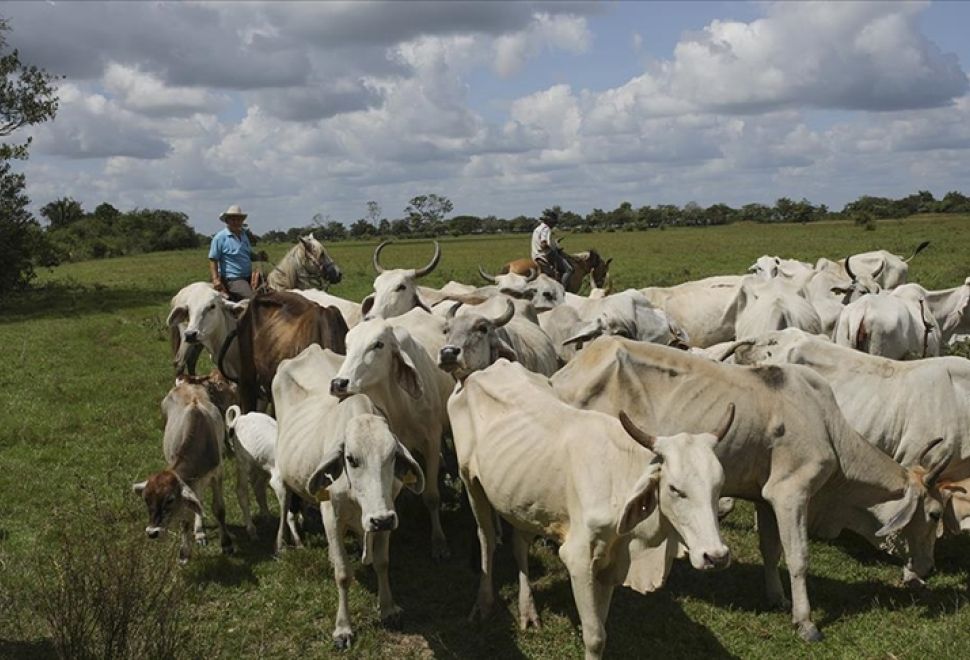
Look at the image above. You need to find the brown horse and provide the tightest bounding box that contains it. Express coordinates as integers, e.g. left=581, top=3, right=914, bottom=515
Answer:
left=499, top=249, right=612, bottom=294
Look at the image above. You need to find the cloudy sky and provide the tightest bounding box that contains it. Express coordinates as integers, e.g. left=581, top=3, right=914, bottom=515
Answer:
left=3, top=1, right=969, bottom=233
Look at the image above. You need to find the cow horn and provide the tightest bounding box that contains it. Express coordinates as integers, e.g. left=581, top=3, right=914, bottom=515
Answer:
left=710, top=403, right=736, bottom=442
left=414, top=241, right=441, bottom=278
left=916, top=436, right=951, bottom=487
left=916, top=436, right=944, bottom=467
left=478, top=265, right=497, bottom=283
left=844, top=254, right=857, bottom=281
left=372, top=240, right=392, bottom=274
left=491, top=299, right=515, bottom=327
left=446, top=301, right=462, bottom=319
left=618, top=411, right=656, bottom=450
left=719, top=340, right=755, bottom=362
left=525, top=267, right=538, bottom=283
left=872, top=260, right=885, bottom=278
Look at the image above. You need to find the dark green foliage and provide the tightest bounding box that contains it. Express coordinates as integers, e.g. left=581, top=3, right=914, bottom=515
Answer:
left=0, top=162, right=57, bottom=298
left=46, top=207, right=202, bottom=262
left=0, top=19, right=60, bottom=161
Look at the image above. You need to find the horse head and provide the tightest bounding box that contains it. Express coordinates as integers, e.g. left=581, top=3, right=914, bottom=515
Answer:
left=299, top=234, right=342, bottom=285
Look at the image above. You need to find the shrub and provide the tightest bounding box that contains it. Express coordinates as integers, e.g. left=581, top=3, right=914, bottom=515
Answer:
left=24, top=487, right=196, bottom=660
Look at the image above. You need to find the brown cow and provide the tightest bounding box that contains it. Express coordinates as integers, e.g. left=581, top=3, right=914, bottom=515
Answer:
left=221, top=291, right=349, bottom=412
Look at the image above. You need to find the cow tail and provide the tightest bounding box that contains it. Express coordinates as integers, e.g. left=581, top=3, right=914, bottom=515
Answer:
left=905, top=240, right=931, bottom=262
left=854, top=319, right=869, bottom=353
left=218, top=328, right=240, bottom=383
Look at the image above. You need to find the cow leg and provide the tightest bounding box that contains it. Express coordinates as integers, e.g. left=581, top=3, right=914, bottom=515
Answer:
left=512, top=530, right=540, bottom=630
left=193, top=508, right=207, bottom=546
left=234, top=457, right=258, bottom=540
left=178, top=518, right=194, bottom=565
left=271, top=475, right=302, bottom=552
left=762, top=483, right=821, bottom=642
left=560, top=539, right=614, bottom=660
left=421, top=447, right=450, bottom=561
left=755, top=501, right=790, bottom=610
left=321, top=501, right=354, bottom=649
left=252, top=469, right=272, bottom=518
left=210, top=473, right=235, bottom=555
left=465, top=477, right=498, bottom=621
left=372, top=530, right=403, bottom=627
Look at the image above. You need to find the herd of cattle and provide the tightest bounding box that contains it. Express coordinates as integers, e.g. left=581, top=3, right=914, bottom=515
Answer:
left=133, top=236, right=970, bottom=658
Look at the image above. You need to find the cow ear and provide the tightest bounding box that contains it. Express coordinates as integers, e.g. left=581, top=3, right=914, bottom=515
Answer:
left=563, top=320, right=603, bottom=347
left=875, top=484, right=919, bottom=537
left=394, top=441, right=426, bottom=494
left=224, top=299, right=249, bottom=319
left=942, top=288, right=970, bottom=334
left=617, top=464, right=661, bottom=535
left=132, top=481, right=147, bottom=496
left=393, top=348, right=423, bottom=399
left=166, top=306, right=188, bottom=327
left=493, top=336, right=518, bottom=363
left=180, top=484, right=204, bottom=517
left=361, top=295, right=375, bottom=318
left=308, top=443, right=345, bottom=499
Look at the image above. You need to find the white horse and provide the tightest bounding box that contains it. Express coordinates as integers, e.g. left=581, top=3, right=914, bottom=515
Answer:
left=264, top=234, right=342, bottom=290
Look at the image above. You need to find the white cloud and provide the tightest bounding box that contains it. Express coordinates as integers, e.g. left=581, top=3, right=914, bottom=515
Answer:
left=102, top=64, right=228, bottom=117
left=493, top=13, right=591, bottom=77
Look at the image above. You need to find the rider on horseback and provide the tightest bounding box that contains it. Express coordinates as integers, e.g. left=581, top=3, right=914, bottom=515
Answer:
left=531, top=211, right=574, bottom=288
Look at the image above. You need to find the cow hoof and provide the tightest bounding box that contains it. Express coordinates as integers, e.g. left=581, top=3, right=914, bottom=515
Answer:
left=381, top=606, right=404, bottom=629
left=178, top=555, right=190, bottom=566
left=333, top=632, right=354, bottom=650
left=519, top=610, right=541, bottom=631
left=195, top=535, right=208, bottom=547
left=767, top=594, right=791, bottom=611
left=246, top=525, right=259, bottom=540
left=221, top=542, right=236, bottom=556
left=468, top=600, right=493, bottom=623
left=797, top=622, right=823, bottom=642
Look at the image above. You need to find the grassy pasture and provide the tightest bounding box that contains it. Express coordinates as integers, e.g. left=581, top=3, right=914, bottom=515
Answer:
left=2, top=214, right=970, bottom=658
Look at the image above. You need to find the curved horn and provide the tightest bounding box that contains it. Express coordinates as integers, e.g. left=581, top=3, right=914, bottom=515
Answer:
left=372, top=240, right=392, bottom=274
left=872, top=259, right=885, bottom=278
left=491, top=299, right=515, bottom=328
left=710, top=403, right=736, bottom=442
left=844, top=254, right=857, bottom=281
left=478, top=265, right=497, bottom=283
left=446, top=301, right=462, bottom=320
left=916, top=436, right=945, bottom=468
left=525, top=267, right=538, bottom=283
left=414, top=241, right=441, bottom=278
left=719, top=340, right=756, bottom=362
left=618, top=411, right=656, bottom=450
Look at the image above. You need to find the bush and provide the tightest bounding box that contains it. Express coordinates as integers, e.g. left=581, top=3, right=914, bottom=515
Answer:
left=23, top=487, right=196, bottom=660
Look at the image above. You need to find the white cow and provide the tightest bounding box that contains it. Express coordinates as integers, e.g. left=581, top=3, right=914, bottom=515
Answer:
left=734, top=276, right=822, bottom=340
left=362, top=241, right=441, bottom=320
left=834, top=293, right=941, bottom=359
left=821, top=242, right=931, bottom=289
left=167, top=282, right=247, bottom=376
left=552, top=337, right=949, bottom=642
left=224, top=405, right=300, bottom=549
left=748, top=255, right=815, bottom=281
left=640, top=276, right=743, bottom=348
left=133, top=379, right=234, bottom=563
left=735, top=328, right=970, bottom=535
left=450, top=360, right=731, bottom=660
left=546, top=289, right=688, bottom=353
left=892, top=278, right=970, bottom=344
left=438, top=298, right=559, bottom=379
left=273, top=345, right=425, bottom=648
left=329, top=319, right=453, bottom=560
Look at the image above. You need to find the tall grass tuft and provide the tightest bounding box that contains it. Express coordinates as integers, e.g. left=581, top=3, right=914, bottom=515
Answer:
left=25, top=484, right=196, bottom=660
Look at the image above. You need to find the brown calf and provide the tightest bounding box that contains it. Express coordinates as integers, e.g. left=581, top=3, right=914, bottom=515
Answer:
left=133, top=381, right=234, bottom=563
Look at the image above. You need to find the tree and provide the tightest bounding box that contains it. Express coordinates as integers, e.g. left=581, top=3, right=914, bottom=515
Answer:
left=0, top=19, right=60, bottom=296
left=0, top=19, right=60, bottom=161
left=405, top=194, right=453, bottom=235
left=40, top=197, right=85, bottom=229
left=349, top=218, right=375, bottom=238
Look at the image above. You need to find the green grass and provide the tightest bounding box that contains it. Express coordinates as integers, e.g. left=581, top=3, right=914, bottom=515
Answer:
left=2, top=214, right=970, bottom=658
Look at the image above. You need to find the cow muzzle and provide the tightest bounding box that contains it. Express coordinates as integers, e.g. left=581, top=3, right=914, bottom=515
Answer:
left=697, top=546, right=731, bottom=571
left=366, top=512, right=398, bottom=532
left=183, top=330, right=200, bottom=344
left=438, top=346, right=462, bottom=371
left=330, top=378, right=351, bottom=398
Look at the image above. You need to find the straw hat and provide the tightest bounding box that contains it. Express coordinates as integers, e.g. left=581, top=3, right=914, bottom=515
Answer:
left=219, top=204, right=247, bottom=221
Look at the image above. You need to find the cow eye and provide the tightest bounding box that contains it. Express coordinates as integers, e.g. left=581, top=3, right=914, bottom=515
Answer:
left=373, top=341, right=384, bottom=350
left=165, top=494, right=176, bottom=506
left=395, top=284, right=406, bottom=292
left=346, top=455, right=360, bottom=469
left=477, top=325, right=488, bottom=334
left=668, top=485, right=685, bottom=498
left=206, top=303, right=216, bottom=311
left=929, top=510, right=942, bottom=522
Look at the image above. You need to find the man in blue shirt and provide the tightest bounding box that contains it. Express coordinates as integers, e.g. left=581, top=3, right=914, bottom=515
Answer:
left=209, top=204, right=260, bottom=299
